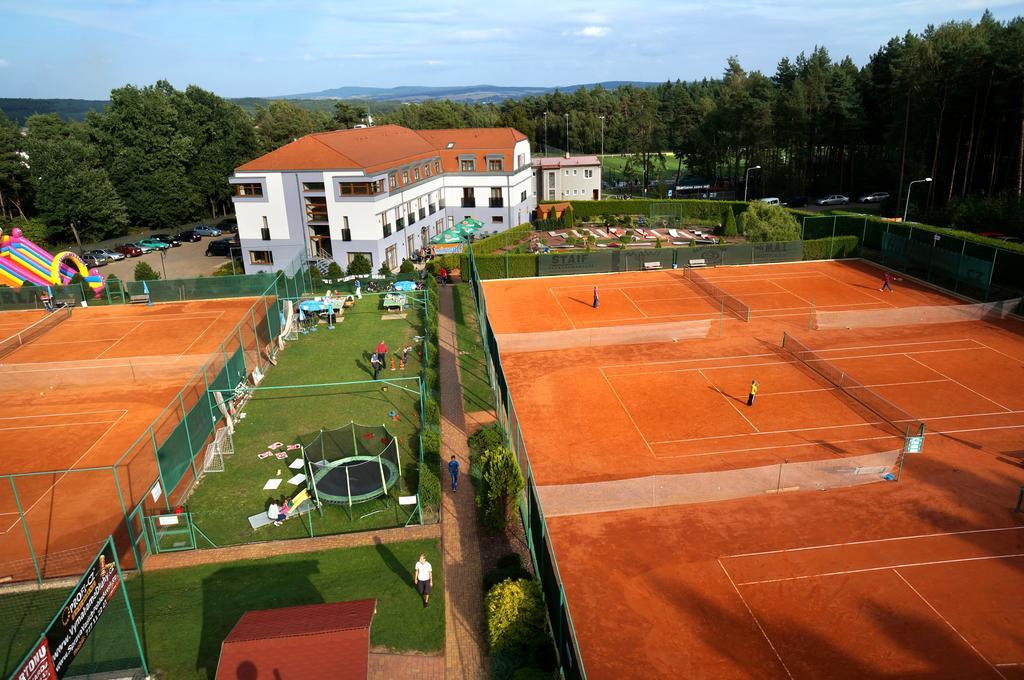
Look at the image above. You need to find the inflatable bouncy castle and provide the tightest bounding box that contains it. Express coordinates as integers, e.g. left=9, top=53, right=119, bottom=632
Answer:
left=0, top=228, right=104, bottom=296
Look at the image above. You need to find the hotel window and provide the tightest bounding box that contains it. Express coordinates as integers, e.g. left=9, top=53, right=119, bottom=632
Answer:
left=520, top=190, right=527, bottom=202
left=434, top=161, right=441, bottom=173
left=488, top=158, right=502, bottom=171
left=260, top=216, right=270, bottom=241
left=301, top=181, right=325, bottom=192
left=517, top=153, right=525, bottom=168
left=585, top=169, right=593, bottom=178
left=389, top=175, right=397, bottom=190
left=492, top=216, right=503, bottom=224
left=305, top=196, right=328, bottom=223
left=460, top=159, right=475, bottom=172
left=402, top=171, right=409, bottom=184
left=424, top=164, right=431, bottom=177
left=383, top=222, right=392, bottom=237
left=564, top=170, right=569, bottom=176
left=341, top=216, right=352, bottom=242
left=413, top=167, right=420, bottom=181
left=338, top=182, right=382, bottom=196
left=234, top=182, right=263, bottom=197
left=249, top=251, right=273, bottom=265
left=573, top=169, right=578, bottom=175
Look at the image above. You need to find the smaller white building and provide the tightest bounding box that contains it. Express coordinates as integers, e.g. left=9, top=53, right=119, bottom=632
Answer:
left=532, top=156, right=602, bottom=202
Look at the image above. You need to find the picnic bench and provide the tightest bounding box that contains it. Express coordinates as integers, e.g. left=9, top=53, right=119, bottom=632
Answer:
left=382, top=293, right=407, bottom=312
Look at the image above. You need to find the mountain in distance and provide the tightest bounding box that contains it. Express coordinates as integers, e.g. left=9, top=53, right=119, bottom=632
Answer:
left=277, top=81, right=659, bottom=103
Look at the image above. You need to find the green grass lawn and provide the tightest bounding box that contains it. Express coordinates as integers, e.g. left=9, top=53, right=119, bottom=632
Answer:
left=601, top=152, right=684, bottom=184
left=186, top=295, right=426, bottom=545
left=130, top=539, right=443, bottom=679
left=451, top=284, right=492, bottom=414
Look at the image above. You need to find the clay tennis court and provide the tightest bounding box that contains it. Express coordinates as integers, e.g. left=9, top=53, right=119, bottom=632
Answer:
left=482, top=259, right=1024, bottom=678
left=0, top=299, right=269, bottom=581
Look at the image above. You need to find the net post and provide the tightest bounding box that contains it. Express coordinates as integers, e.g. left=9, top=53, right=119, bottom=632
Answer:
left=808, top=294, right=815, bottom=331
left=719, top=299, right=724, bottom=338
left=9, top=476, right=42, bottom=584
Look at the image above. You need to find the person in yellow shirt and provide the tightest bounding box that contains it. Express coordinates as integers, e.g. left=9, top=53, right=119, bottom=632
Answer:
left=747, top=380, right=759, bottom=406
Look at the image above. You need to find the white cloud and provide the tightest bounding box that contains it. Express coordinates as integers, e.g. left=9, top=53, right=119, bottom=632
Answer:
left=576, top=26, right=611, bottom=38
left=0, top=59, right=8, bottom=68
left=254, top=56, right=266, bottom=63
left=424, top=60, right=444, bottom=66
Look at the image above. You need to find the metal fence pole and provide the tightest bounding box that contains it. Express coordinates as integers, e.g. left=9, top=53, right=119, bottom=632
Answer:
left=9, top=476, right=42, bottom=584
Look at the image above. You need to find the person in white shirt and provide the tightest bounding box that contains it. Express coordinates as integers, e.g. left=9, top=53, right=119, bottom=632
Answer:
left=413, top=553, right=433, bottom=608
left=267, top=502, right=280, bottom=520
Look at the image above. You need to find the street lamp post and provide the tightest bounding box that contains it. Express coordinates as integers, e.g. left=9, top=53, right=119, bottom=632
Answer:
left=158, top=249, right=168, bottom=280
left=599, top=115, right=605, bottom=158
left=903, top=177, right=933, bottom=222
left=743, top=165, right=761, bottom=202
left=542, top=111, right=548, bottom=156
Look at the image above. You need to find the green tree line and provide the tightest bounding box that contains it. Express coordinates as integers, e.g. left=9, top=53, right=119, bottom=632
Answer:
left=0, top=12, right=1021, bottom=244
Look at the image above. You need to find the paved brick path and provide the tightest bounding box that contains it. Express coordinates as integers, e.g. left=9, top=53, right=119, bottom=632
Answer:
left=369, top=651, right=444, bottom=679
left=142, top=523, right=440, bottom=571
left=438, top=285, right=489, bottom=679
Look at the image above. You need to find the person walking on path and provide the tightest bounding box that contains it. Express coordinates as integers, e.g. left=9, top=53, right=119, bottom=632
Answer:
left=413, top=553, right=433, bottom=608
left=593, top=286, right=599, bottom=309
left=448, top=455, right=460, bottom=492
left=439, top=266, right=448, bottom=286
left=370, top=353, right=381, bottom=380
left=747, top=380, right=759, bottom=406
left=879, top=271, right=895, bottom=293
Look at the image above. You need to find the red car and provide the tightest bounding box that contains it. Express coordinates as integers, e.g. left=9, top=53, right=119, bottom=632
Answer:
left=115, top=243, right=143, bottom=257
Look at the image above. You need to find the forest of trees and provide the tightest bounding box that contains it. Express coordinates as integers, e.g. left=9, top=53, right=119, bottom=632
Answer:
left=0, top=12, right=1021, bottom=245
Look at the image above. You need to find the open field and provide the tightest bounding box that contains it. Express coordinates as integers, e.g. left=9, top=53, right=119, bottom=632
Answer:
left=482, top=259, right=1024, bottom=678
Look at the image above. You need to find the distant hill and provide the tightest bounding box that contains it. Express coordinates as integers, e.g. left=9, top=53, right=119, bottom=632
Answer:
left=0, top=81, right=661, bottom=124
left=277, top=82, right=660, bottom=103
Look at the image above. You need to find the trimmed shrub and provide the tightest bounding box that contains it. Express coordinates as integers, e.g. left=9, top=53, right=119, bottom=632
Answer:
left=543, top=199, right=749, bottom=221
left=722, top=207, right=738, bottom=237
left=133, top=261, right=160, bottom=281
left=399, top=259, right=415, bottom=274
left=468, top=254, right=537, bottom=280
left=347, top=253, right=371, bottom=276
left=740, top=203, right=801, bottom=242
left=468, top=423, right=504, bottom=455
left=420, top=429, right=440, bottom=457
left=418, top=463, right=441, bottom=508
left=378, top=262, right=392, bottom=276
left=485, top=578, right=546, bottom=653
left=325, top=262, right=344, bottom=279
left=424, top=397, right=439, bottom=425
left=476, top=445, right=525, bottom=532
left=802, top=235, right=859, bottom=260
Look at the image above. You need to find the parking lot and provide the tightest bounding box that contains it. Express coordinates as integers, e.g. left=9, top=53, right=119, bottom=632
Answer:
left=83, top=223, right=239, bottom=281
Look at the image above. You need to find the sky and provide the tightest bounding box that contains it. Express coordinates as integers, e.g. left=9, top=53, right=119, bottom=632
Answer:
left=0, top=0, right=1022, bottom=99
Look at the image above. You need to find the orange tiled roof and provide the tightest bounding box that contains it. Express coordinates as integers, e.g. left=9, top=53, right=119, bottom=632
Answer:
left=237, top=125, right=526, bottom=174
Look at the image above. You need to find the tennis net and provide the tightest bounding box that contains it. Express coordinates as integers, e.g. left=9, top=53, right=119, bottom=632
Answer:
left=0, top=306, right=72, bottom=360
left=814, top=297, right=1022, bottom=330
left=684, top=267, right=750, bottom=321
left=781, top=332, right=925, bottom=438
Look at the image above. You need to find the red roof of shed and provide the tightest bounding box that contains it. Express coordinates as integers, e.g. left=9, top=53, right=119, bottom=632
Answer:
left=216, top=599, right=376, bottom=680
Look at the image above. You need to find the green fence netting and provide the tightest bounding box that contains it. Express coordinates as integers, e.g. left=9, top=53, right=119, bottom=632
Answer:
left=125, top=272, right=278, bottom=303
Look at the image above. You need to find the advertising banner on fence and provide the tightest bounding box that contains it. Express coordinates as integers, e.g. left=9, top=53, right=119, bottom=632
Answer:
left=45, top=542, right=121, bottom=678
left=12, top=638, right=57, bottom=680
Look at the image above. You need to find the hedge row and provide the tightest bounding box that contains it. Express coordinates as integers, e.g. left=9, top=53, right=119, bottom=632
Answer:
left=541, top=199, right=749, bottom=222
left=802, top=235, right=859, bottom=260
left=418, top=274, right=442, bottom=515
left=469, top=253, right=538, bottom=280
left=472, top=224, right=533, bottom=256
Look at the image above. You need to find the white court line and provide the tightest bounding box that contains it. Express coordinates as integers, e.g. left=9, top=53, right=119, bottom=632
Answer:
left=893, top=569, right=1007, bottom=678
left=735, top=553, right=1024, bottom=587
left=176, top=310, right=225, bottom=358
left=602, top=352, right=777, bottom=370
left=718, top=560, right=794, bottom=680
left=0, top=409, right=127, bottom=421
left=811, top=338, right=978, bottom=353
left=765, top=278, right=814, bottom=306
left=93, top=321, right=143, bottom=360
left=3, top=409, right=129, bottom=534
left=725, top=526, right=1024, bottom=560
left=66, top=313, right=226, bottom=326
left=969, top=338, right=1024, bottom=368
left=0, top=420, right=122, bottom=432
left=651, top=434, right=896, bottom=460
left=598, top=370, right=653, bottom=454
left=904, top=353, right=1013, bottom=412
left=698, top=368, right=759, bottom=432
left=549, top=288, right=577, bottom=330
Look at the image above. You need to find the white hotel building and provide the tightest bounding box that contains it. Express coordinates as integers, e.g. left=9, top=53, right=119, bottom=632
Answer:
left=229, top=125, right=535, bottom=274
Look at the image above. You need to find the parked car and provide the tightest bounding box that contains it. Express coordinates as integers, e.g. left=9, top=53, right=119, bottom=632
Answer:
left=759, top=197, right=781, bottom=206
left=977, top=231, right=1005, bottom=239
left=858, top=192, right=890, bottom=203
left=137, top=238, right=171, bottom=250
left=816, top=194, right=849, bottom=206
left=194, top=225, right=222, bottom=237
left=85, top=248, right=125, bottom=262
left=81, top=253, right=107, bottom=267
left=176, top=230, right=202, bottom=242
left=783, top=196, right=807, bottom=207
left=205, top=238, right=236, bottom=257
left=132, top=242, right=156, bottom=254
left=998, top=236, right=1022, bottom=243
left=151, top=233, right=182, bottom=247
left=115, top=243, right=143, bottom=257
left=218, top=218, right=238, bottom=232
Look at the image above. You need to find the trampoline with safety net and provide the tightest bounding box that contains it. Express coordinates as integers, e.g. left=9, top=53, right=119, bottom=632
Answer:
left=302, top=422, right=402, bottom=511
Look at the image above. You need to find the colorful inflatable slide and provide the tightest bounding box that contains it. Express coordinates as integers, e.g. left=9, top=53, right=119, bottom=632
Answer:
left=0, top=228, right=104, bottom=296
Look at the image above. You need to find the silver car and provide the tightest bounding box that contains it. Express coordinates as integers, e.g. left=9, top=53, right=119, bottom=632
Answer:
left=816, top=194, right=849, bottom=206
left=85, top=248, right=126, bottom=261
left=858, top=192, right=890, bottom=203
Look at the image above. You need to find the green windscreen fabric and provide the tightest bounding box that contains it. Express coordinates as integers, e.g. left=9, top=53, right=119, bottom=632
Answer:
left=156, top=420, right=193, bottom=493
left=125, top=272, right=277, bottom=302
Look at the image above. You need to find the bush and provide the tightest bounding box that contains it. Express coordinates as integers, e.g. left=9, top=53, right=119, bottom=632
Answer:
left=326, top=262, right=344, bottom=279
left=418, top=463, right=441, bottom=508
left=133, top=261, right=160, bottom=281
left=399, top=259, right=415, bottom=274
left=802, top=235, right=859, bottom=260
left=420, top=429, right=440, bottom=457
left=722, top=207, right=738, bottom=237
left=476, top=446, right=525, bottom=532
left=485, top=578, right=546, bottom=654
left=468, top=423, right=504, bottom=455
left=544, top=198, right=749, bottom=221
left=424, top=398, right=440, bottom=427
left=378, top=262, right=392, bottom=276
left=740, top=203, right=800, bottom=242
left=468, top=254, right=537, bottom=280
left=347, top=253, right=371, bottom=276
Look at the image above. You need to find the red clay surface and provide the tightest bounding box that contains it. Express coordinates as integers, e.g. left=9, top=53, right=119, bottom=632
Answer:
left=483, top=259, right=1024, bottom=679
left=0, top=299, right=268, bottom=580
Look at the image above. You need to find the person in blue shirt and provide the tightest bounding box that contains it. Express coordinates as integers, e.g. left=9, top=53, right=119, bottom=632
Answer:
left=448, top=455, right=460, bottom=492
